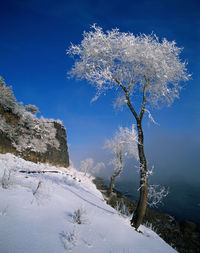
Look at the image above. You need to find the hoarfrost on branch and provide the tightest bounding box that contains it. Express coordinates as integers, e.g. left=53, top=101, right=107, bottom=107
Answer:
left=105, top=125, right=138, bottom=161
left=67, top=24, right=190, bottom=108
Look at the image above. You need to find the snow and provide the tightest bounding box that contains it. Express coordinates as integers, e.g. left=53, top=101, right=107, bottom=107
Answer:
left=0, top=153, right=176, bottom=253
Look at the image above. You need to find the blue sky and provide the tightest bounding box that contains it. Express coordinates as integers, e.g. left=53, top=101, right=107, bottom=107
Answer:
left=0, top=0, right=199, bottom=183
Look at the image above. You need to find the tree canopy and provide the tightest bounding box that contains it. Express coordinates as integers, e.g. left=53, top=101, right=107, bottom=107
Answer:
left=67, top=24, right=190, bottom=109
left=104, top=125, right=138, bottom=162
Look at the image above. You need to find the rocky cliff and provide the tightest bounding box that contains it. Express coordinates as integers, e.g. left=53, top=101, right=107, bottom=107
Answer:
left=0, top=77, right=69, bottom=167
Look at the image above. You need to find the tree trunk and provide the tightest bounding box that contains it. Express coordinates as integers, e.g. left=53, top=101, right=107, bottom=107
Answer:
left=109, top=175, right=115, bottom=197
left=108, top=150, right=122, bottom=200
left=130, top=120, right=148, bottom=230
left=114, top=78, right=148, bottom=230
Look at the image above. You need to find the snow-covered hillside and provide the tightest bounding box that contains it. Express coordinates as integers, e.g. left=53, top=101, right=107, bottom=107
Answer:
left=0, top=153, right=175, bottom=253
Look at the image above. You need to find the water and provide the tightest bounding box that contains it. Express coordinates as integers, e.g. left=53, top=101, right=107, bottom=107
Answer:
left=106, top=179, right=200, bottom=227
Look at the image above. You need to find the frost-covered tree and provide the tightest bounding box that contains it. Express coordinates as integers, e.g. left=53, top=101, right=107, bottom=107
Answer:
left=25, top=104, right=40, bottom=114
left=92, top=162, right=105, bottom=175
left=148, top=184, right=169, bottom=208
left=67, top=25, right=190, bottom=229
left=0, top=77, right=18, bottom=113
left=80, top=158, right=94, bottom=176
left=80, top=158, right=105, bottom=177
left=0, top=76, right=6, bottom=87
left=104, top=125, right=138, bottom=199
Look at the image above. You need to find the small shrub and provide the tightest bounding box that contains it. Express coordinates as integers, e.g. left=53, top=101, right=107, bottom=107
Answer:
left=1, top=167, right=13, bottom=189
left=0, top=206, right=8, bottom=216
left=80, top=158, right=94, bottom=176
left=73, top=207, right=87, bottom=224
left=143, top=221, right=158, bottom=235
left=115, top=200, right=130, bottom=217
left=148, top=184, right=169, bottom=208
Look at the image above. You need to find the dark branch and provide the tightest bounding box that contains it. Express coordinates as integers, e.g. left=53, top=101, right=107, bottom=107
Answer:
left=19, top=170, right=60, bottom=174
left=126, top=95, right=139, bottom=121
left=19, top=170, right=81, bottom=182
left=111, top=74, right=127, bottom=93
left=139, top=76, right=148, bottom=120
left=111, top=74, right=139, bottom=121
left=139, top=86, right=146, bottom=120
left=33, top=181, right=42, bottom=195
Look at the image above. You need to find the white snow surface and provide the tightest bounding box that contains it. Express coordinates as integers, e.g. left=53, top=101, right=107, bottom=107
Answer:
left=0, top=153, right=176, bottom=253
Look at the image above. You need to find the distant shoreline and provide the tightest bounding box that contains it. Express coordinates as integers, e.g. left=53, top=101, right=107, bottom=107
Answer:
left=93, top=177, right=200, bottom=253
left=101, top=178, right=200, bottom=228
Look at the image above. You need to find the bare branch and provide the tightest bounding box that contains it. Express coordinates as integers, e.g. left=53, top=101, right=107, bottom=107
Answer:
left=139, top=85, right=147, bottom=121
left=126, top=94, right=139, bottom=121
left=33, top=181, right=42, bottom=196
left=111, top=74, right=127, bottom=93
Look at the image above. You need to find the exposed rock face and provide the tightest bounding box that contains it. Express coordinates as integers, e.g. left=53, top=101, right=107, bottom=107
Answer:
left=0, top=104, right=69, bottom=168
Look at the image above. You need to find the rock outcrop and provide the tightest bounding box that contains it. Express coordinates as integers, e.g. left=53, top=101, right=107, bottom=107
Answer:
left=0, top=78, right=69, bottom=168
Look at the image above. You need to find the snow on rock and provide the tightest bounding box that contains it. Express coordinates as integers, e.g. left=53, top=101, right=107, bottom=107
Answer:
left=0, top=153, right=176, bottom=253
